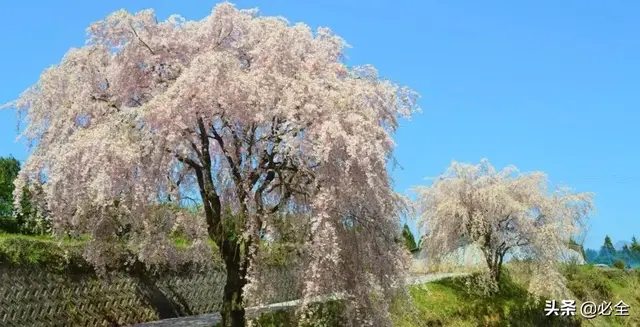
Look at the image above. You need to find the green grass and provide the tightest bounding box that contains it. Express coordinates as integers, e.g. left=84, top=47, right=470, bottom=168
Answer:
left=0, top=232, right=297, bottom=274
left=0, top=232, right=85, bottom=270
left=0, top=232, right=86, bottom=244
left=0, top=232, right=220, bottom=273
left=390, top=270, right=580, bottom=327
left=0, top=232, right=212, bottom=248
left=563, top=264, right=640, bottom=327
left=249, top=266, right=586, bottom=327
left=390, top=263, right=640, bottom=327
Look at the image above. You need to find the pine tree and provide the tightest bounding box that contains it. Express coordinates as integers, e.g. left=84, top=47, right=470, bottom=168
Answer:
left=629, top=236, right=640, bottom=267
left=597, top=235, right=616, bottom=265
left=0, top=156, right=20, bottom=217
left=603, top=235, right=616, bottom=254
left=401, top=223, right=418, bottom=251
left=631, top=236, right=640, bottom=253
left=621, top=245, right=633, bottom=268
left=585, top=248, right=599, bottom=263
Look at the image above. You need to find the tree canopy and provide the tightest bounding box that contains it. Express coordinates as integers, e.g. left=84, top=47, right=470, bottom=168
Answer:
left=0, top=156, right=20, bottom=218
left=632, top=236, right=640, bottom=253
left=3, top=3, right=419, bottom=326
left=413, top=159, right=594, bottom=293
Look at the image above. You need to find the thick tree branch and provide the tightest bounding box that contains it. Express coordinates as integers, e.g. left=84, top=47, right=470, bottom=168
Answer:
left=195, top=117, right=222, bottom=241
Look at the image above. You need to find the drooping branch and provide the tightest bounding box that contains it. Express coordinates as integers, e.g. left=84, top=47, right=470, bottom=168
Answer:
left=415, top=159, right=594, bottom=292
left=7, top=4, right=421, bottom=326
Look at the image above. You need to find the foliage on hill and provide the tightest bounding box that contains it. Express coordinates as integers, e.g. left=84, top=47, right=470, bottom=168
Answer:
left=563, top=264, right=640, bottom=327
left=0, top=233, right=222, bottom=275
left=0, top=232, right=300, bottom=276
left=585, top=235, right=640, bottom=268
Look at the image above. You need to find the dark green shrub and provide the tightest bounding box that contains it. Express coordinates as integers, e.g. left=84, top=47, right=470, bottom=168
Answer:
left=613, top=259, right=626, bottom=270
left=0, top=216, right=21, bottom=234
left=0, top=236, right=86, bottom=273
left=563, top=259, right=581, bottom=278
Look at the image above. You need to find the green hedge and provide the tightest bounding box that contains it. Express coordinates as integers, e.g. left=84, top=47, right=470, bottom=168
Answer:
left=0, top=234, right=85, bottom=272
left=0, top=233, right=222, bottom=276
left=0, top=233, right=301, bottom=275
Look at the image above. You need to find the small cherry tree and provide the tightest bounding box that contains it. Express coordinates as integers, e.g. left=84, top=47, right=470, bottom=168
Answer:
left=4, top=3, right=419, bottom=326
left=413, top=159, right=594, bottom=292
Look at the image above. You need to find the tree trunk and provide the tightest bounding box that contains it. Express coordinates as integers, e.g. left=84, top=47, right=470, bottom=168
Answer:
left=490, top=261, right=502, bottom=284
left=482, top=247, right=505, bottom=292
left=220, top=239, right=247, bottom=327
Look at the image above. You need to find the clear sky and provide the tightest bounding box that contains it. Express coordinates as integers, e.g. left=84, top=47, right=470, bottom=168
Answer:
left=0, top=1, right=638, bottom=249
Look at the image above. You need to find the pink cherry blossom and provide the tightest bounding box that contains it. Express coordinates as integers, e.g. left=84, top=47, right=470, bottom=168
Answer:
left=414, top=159, right=594, bottom=295
left=4, top=3, right=420, bottom=326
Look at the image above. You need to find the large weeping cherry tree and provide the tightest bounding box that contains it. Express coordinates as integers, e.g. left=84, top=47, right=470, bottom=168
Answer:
left=413, top=159, right=594, bottom=295
left=3, top=3, right=419, bottom=326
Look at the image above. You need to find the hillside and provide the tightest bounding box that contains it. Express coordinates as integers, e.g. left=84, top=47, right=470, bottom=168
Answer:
left=390, top=263, right=640, bottom=327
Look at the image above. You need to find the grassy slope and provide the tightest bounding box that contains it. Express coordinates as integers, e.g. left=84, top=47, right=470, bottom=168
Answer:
left=0, top=232, right=229, bottom=275
left=391, top=263, right=640, bottom=327
left=564, top=265, right=640, bottom=327
left=0, top=233, right=85, bottom=268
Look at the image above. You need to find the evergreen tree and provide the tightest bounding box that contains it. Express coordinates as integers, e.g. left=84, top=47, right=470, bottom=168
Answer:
left=629, top=236, right=640, bottom=267
left=603, top=235, right=616, bottom=254
left=631, top=236, right=640, bottom=253
left=585, top=248, right=599, bottom=263
left=597, top=235, right=616, bottom=265
left=620, top=245, right=633, bottom=268
left=0, top=156, right=20, bottom=217
left=401, top=223, right=418, bottom=251
left=0, top=157, right=21, bottom=233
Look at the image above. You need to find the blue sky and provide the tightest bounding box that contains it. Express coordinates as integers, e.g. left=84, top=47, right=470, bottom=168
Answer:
left=0, top=1, right=638, bottom=249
